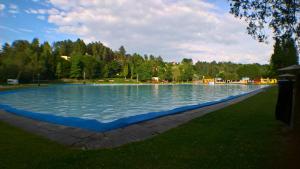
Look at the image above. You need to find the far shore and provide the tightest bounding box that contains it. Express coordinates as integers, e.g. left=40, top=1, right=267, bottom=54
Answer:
left=0, top=78, right=275, bottom=92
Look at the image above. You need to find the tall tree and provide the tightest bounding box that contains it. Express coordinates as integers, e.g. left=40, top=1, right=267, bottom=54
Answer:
left=70, top=56, right=83, bottom=79
left=119, top=46, right=126, bottom=56
left=270, top=36, right=299, bottom=76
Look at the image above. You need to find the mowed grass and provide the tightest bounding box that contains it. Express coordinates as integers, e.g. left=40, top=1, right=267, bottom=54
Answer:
left=0, top=87, right=286, bottom=169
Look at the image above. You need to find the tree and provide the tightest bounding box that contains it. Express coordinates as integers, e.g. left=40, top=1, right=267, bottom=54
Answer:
left=119, top=46, right=126, bottom=56
left=107, top=60, right=122, bottom=77
left=70, top=56, right=83, bottom=79
left=136, top=61, right=152, bottom=81
left=71, top=39, right=86, bottom=56
left=56, top=62, right=62, bottom=79
left=82, top=56, right=101, bottom=79
left=172, top=65, right=181, bottom=82
left=40, top=42, right=54, bottom=79
left=0, top=38, right=272, bottom=83
left=229, top=0, right=300, bottom=42
left=122, top=63, right=129, bottom=79
left=237, top=64, right=261, bottom=79
left=270, top=36, right=299, bottom=76
left=180, top=58, right=194, bottom=81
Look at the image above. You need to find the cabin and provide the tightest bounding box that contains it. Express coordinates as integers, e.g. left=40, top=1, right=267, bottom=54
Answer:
left=61, top=55, right=71, bottom=61
left=215, top=78, right=225, bottom=84
left=7, top=79, right=19, bottom=85
left=260, top=78, right=277, bottom=84
left=203, top=78, right=214, bottom=84
left=152, top=77, right=160, bottom=83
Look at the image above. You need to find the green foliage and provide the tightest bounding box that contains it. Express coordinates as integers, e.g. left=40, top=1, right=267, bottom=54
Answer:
left=229, top=0, right=300, bottom=42
left=70, top=55, right=83, bottom=79
left=119, top=46, right=126, bottom=56
left=122, top=63, right=129, bottom=79
left=56, top=62, right=62, bottom=79
left=237, top=64, right=261, bottom=79
left=180, top=59, right=194, bottom=81
left=270, top=37, right=299, bottom=76
left=136, top=61, right=152, bottom=81
left=0, top=38, right=270, bottom=83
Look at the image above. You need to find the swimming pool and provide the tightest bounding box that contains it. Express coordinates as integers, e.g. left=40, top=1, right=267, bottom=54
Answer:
left=0, top=84, right=266, bottom=131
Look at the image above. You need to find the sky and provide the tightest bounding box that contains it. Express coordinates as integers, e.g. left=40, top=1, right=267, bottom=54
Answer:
left=0, top=0, right=274, bottom=64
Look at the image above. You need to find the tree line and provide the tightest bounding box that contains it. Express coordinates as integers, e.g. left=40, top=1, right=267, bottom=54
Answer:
left=0, top=38, right=271, bottom=83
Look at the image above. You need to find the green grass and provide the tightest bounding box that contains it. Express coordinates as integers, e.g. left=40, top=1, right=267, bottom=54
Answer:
left=0, top=87, right=286, bottom=169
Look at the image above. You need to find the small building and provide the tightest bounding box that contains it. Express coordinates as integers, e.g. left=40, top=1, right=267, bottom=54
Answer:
left=7, top=79, right=19, bottom=85
left=203, top=78, right=214, bottom=84
left=260, top=78, right=277, bottom=84
left=152, top=77, right=160, bottom=83
left=215, top=78, right=225, bottom=84
left=240, top=77, right=250, bottom=84
left=61, top=56, right=71, bottom=61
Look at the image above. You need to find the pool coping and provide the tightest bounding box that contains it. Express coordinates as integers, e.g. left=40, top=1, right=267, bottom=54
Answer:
left=0, top=86, right=269, bottom=149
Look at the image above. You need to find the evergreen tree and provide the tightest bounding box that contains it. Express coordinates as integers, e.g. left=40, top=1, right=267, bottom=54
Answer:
left=70, top=56, right=83, bottom=79
left=56, top=62, right=62, bottom=79
left=270, top=37, right=298, bottom=76
left=119, top=46, right=126, bottom=56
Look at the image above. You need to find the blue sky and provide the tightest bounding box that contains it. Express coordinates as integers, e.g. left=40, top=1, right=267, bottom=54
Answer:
left=0, top=0, right=77, bottom=43
left=0, top=0, right=273, bottom=64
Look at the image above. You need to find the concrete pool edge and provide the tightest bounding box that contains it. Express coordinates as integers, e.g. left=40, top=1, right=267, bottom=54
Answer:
left=0, top=86, right=270, bottom=149
left=0, top=85, right=268, bottom=132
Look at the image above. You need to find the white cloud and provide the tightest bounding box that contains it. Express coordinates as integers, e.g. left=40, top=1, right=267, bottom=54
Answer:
left=0, top=4, right=5, bottom=11
left=25, top=9, right=47, bottom=14
left=44, top=0, right=272, bottom=64
left=8, top=4, right=19, bottom=14
left=37, top=15, right=46, bottom=20
left=0, top=25, right=20, bottom=33
left=19, top=28, right=33, bottom=33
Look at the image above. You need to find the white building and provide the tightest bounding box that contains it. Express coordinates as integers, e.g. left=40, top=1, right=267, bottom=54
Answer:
left=61, top=56, right=71, bottom=61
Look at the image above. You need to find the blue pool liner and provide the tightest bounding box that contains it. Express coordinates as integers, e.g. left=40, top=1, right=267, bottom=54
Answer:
left=0, top=86, right=266, bottom=132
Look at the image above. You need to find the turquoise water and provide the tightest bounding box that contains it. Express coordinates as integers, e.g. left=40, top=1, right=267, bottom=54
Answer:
left=0, top=84, right=265, bottom=123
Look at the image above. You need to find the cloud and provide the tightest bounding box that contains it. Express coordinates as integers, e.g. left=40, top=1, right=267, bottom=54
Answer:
left=43, top=0, right=273, bottom=64
left=25, top=9, right=47, bottom=14
left=19, top=28, right=33, bottom=33
left=0, top=25, right=21, bottom=33
left=37, top=15, right=46, bottom=20
left=8, top=4, right=19, bottom=14
left=0, top=4, right=5, bottom=11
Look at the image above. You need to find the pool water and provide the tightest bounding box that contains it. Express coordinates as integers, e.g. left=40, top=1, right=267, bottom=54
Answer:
left=0, top=84, right=265, bottom=123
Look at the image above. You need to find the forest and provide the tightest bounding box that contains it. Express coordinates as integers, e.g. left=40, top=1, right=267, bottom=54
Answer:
left=0, top=38, right=270, bottom=83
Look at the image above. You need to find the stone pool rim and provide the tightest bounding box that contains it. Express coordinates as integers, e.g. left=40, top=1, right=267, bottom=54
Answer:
left=0, top=84, right=268, bottom=132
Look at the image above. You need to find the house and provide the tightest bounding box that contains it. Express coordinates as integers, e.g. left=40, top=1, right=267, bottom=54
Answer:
left=7, top=79, right=18, bottom=85
left=61, top=56, right=71, bottom=61
left=240, top=77, right=250, bottom=84
left=260, top=78, right=277, bottom=84
left=152, top=77, right=160, bottom=82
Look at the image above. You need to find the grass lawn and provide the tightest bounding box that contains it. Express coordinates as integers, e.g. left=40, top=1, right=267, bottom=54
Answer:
left=0, top=87, right=293, bottom=169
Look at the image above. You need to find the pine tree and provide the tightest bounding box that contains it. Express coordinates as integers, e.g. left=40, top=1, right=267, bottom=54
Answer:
left=270, top=37, right=299, bottom=76
left=70, top=56, right=83, bottom=79
left=56, top=62, right=62, bottom=79
left=119, top=46, right=126, bottom=56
